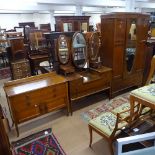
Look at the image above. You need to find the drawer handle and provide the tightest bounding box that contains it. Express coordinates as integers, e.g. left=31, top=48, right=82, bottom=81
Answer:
left=34, top=104, right=38, bottom=107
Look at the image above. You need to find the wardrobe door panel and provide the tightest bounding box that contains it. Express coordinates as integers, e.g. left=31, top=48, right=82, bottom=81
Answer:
left=113, top=19, right=126, bottom=78
left=135, top=17, right=149, bottom=71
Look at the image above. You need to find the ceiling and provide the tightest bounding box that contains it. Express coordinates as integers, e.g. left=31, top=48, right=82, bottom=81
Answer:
left=0, top=0, right=155, bottom=14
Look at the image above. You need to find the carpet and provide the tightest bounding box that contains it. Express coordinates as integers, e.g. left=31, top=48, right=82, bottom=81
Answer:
left=12, top=128, right=66, bottom=155
left=0, top=67, right=11, bottom=79
left=81, top=93, right=130, bottom=123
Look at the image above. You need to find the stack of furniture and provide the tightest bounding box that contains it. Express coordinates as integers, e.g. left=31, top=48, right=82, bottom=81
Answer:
left=28, top=30, right=51, bottom=75
left=7, top=37, right=31, bottom=80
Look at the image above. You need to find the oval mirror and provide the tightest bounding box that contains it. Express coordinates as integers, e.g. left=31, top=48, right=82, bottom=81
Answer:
left=72, top=32, right=87, bottom=68
left=89, top=32, right=100, bottom=61
left=58, top=35, right=69, bottom=64
left=125, top=20, right=137, bottom=72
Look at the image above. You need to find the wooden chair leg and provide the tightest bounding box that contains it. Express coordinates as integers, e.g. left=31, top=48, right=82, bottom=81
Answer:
left=108, top=140, right=114, bottom=155
left=88, top=125, right=92, bottom=148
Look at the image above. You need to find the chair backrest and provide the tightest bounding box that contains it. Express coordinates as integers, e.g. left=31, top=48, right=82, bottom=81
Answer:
left=29, top=32, right=36, bottom=49
left=145, top=55, right=155, bottom=85
left=9, top=38, right=26, bottom=61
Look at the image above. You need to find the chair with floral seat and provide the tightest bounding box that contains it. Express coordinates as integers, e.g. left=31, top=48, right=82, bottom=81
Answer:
left=88, top=111, right=130, bottom=155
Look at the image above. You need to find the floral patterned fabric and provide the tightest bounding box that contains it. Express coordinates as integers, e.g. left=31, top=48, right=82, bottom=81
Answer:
left=89, top=112, right=128, bottom=137
left=81, top=94, right=129, bottom=122
left=131, top=84, right=155, bottom=103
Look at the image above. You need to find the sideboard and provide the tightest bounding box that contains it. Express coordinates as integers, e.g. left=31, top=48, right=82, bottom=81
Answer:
left=4, top=72, right=69, bottom=136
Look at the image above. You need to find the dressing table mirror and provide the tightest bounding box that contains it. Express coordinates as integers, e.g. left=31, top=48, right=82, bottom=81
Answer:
left=85, top=32, right=102, bottom=68
left=57, top=34, right=75, bottom=75
left=72, top=32, right=87, bottom=69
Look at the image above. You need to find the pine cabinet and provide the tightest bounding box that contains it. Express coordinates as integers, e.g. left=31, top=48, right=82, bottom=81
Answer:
left=101, top=13, right=150, bottom=95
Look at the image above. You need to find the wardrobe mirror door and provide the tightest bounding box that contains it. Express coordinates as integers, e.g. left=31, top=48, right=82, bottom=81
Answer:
left=58, top=35, right=69, bottom=64
left=125, top=19, right=137, bottom=72
left=72, top=32, right=87, bottom=68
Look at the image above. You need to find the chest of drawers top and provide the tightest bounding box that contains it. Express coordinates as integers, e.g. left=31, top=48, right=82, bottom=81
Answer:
left=4, top=72, right=66, bottom=97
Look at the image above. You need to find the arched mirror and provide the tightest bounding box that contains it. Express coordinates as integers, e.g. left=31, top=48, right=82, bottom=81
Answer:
left=72, top=32, right=87, bottom=68
left=58, top=35, right=69, bottom=64
left=125, top=20, right=137, bottom=72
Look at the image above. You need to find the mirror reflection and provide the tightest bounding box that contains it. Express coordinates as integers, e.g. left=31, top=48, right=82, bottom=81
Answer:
left=72, top=32, right=87, bottom=68
left=81, top=22, right=88, bottom=32
left=126, top=20, right=137, bottom=72
left=58, top=35, right=69, bottom=64
left=63, top=23, right=72, bottom=32
left=90, top=33, right=100, bottom=61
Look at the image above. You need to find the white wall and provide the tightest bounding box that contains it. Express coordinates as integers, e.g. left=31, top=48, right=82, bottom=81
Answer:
left=0, top=13, right=51, bottom=30
left=85, top=13, right=101, bottom=30
left=0, top=13, right=101, bottom=31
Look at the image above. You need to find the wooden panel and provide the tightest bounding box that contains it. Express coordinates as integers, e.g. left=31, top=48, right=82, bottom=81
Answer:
left=135, top=17, right=149, bottom=71
left=101, top=13, right=149, bottom=95
left=113, top=46, right=124, bottom=78
left=45, top=97, right=67, bottom=113
left=101, top=18, right=114, bottom=67
left=16, top=107, right=40, bottom=123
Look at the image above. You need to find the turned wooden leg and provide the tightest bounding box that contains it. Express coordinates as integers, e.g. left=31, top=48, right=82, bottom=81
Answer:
left=88, top=125, right=92, bottom=148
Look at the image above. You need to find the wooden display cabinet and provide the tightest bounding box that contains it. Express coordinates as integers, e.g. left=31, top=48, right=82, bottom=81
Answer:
left=101, top=13, right=150, bottom=95
left=55, top=16, right=90, bottom=32
left=4, top=72, right=69, bottom=136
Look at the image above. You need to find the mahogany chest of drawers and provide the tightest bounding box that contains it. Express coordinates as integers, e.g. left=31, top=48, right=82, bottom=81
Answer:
left=11, top=59, right=31, bottom=80
left=4, top=72, right=69, bottom=136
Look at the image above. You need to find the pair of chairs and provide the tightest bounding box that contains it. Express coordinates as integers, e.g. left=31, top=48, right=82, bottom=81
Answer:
left=88, top=55, right=155, bottom=155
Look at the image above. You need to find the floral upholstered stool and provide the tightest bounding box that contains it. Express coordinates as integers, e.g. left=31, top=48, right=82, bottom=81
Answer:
left=130, top=84, right=155, bottom=120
